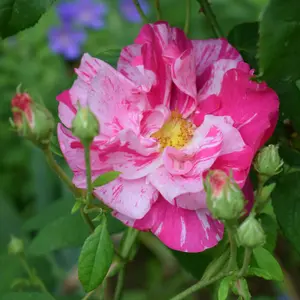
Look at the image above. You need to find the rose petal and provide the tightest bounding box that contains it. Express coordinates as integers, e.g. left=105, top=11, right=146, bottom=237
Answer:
left=114, top=196, right=224, bottom=252
left=94, top=177, right=159, bottom=219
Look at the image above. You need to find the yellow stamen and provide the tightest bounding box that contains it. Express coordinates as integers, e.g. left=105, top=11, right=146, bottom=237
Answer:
left=151, top=111, right=194, bottom=150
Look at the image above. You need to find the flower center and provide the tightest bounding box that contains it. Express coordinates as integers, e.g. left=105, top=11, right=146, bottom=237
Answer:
left=151, top=111, right=194, bottom=150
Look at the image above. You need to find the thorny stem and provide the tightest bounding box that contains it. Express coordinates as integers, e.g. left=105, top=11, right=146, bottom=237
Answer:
left=238, top=248, right=252, bottom=277
left=44, top=147, right=80, bottom=197
left=132, top=0, right=149, bottom=23
left=80, top=207, right=95, bottom=232
left=226, top=223, right=238, bottom=272
left=155, top=0, right=161, bottom=20
left=184, top=0, right=191, bottom=35
left=113, top=228, right=139, bottom=300
left=170, top=272, right=229, bottom=300
left=114, top=268, right=125, bottom=300
left=19, top=255, right=49, bottom=294
left=197, top=0, right=224, bottom=37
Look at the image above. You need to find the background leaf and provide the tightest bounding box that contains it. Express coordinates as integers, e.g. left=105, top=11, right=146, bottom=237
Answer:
left=28, top=214, right=89, bottom=255
left=0, top=0, right=57, bottom=38
left=2, top=292, right=55, bottom=300
left=272, top=172, right=300, bottom=254
left=253, top=247, right=283, bottom=281
left=78, top=215, right=114, bottom=292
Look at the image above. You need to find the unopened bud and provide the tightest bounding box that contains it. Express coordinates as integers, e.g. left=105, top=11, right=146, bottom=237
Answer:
left=254, top=145, right=283, bottom=178
left=237, top=214, right=266, bottom=248
left=72, top=107, right=99, bottom=145
left=204, top=170, right=245, bottom=221
left=11, top=90, right=55, bottom=147
left=8, top=236, right=24, bottom=255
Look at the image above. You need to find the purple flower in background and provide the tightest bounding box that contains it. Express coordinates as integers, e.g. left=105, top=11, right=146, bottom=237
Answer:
left=48, top=24, right=86, bottom=60
left=119, top=0, right=149, bottom=23
left=57, top=0, right=108, bottom=29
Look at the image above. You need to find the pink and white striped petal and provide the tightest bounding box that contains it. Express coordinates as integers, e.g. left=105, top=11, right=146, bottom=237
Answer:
left=114, top=196, right=224, bottom=252
left=97, top=129, right=162, bottom=180
left=192, top=38, right=242, bottom=78
left=94, top=177, right=159, bottom=219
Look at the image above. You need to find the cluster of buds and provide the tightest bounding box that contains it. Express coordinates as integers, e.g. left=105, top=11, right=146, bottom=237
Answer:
left=205, top=170, right=266, bottom=248
left=11, top=88, right=55, bottom=148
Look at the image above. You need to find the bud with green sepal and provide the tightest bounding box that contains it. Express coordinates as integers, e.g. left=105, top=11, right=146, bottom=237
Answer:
left=11, top=88, right=55, bottom=148
left=237, top=214, right=266, bottom=248
left=254, top=145, right=283, bottom=180
left=204, top=170, right=245, bottom=221
left=72, top=105, right=99, bottom=146
left=8, top=236, right=24, bottom=255
left=255, top=182, right=276, bottom=212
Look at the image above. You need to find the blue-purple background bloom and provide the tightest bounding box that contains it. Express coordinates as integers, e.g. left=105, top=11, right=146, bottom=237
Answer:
left=48, top=25, right=86, bottom=60
left=119, top=0, right=149, bottom=23
left=57, top=0, right=108, bottom=29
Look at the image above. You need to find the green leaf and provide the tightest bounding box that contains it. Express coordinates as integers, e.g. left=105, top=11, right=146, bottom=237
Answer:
left=247, top=267, right=274, bottom=280
left=78, top=216, right=114, bottom=292
left=259, top=0, right=300, bottom=81
left=272, top=172, right=300, bottom=254
left=259, top=214, right=277, bottom=252
left=228, top=22, right=259, bottom=68
left=28, top=214, right=89, bottom=255
left=253, top=247, right=283, bottom=281
left=95, top=49, right=121, bottom=68
left=218, top=276, right=233, bottom=300
left=71, top=200, right=82, bottom=214
left=258, top=0, right=300, bottom=132
left=0, top=0, right=56, bottom=38
left=23, top=199, right=72, bottom=231
left=92, top=171, right=121, bottom=188
left=2, top=292, right=55, bottom=300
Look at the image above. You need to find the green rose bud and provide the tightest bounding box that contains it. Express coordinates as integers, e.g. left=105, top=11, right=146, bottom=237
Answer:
left=8, top=236, right=24, bottom=255
left=254, top=145, right=283, bottom=178
left=72, top=106, right=99, bottom=145
left=11, top=91, right=55, bottom=148
left=237, top=214, right=266, bottom=248
left=204, top=170, right=245, bottom=221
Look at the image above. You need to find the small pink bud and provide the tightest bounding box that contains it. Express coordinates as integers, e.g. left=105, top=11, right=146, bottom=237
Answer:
left=204, top=170, right=245, bottom=221
left=11, top=92, right=33, bottom=129
left=11, top=89, right=55, bottom=147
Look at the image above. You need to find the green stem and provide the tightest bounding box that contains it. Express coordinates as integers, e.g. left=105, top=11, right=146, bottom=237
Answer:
left=197, top=0, right=224, bottom=37
left=226, top=224, right=238, bottom=272
left=113, top=228, right=139, bottom=300
left=170, top=272, right=228, bottom=300
left=44, top=147, right=80, bottom=197
left=19, top=255, right=49, bottom=294
left=155, top=0, right=161, bottom=20
left=80, top=207, right=95, bottom=232
left=121, top=228, right=139, bottom=258
left=84, top=144, right=93, bottom=206
left=82, top=291, right=94, bottom=300
left=114, top=268, right=125, bottom=300
left=132, top=0, right=149, bottom=23
left=184, top=0, right=191, bottom=35
left=238, top=248, right=252, bottom=277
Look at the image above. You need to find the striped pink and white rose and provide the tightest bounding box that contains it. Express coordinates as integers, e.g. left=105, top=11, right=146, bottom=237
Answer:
left=57, top=22, right=279, bottom=252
